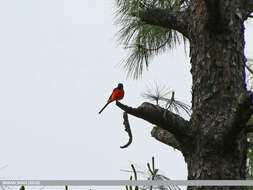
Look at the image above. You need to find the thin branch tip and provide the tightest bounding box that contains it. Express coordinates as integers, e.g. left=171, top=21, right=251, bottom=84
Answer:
left=120, top=112, right=133, bottom=148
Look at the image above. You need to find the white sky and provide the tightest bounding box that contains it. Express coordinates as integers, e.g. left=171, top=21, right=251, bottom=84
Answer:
left=0, top=1, right=252, bottom=190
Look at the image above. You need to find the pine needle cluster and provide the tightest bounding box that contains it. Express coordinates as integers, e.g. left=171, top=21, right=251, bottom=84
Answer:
left=115, top=0, right=188, bottom=79
left=142, top=82, right=191, bottom=117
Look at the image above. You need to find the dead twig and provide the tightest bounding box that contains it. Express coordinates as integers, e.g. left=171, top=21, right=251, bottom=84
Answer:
left=120, top=112, right=133, bottom=148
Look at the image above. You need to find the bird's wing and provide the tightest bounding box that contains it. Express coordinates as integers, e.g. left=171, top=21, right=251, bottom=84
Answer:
left=108, top=87, right=117, bottom=102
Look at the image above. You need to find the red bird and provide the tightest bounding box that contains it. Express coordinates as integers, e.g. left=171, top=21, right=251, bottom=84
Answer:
left=99, top=83, right=124, bottom=114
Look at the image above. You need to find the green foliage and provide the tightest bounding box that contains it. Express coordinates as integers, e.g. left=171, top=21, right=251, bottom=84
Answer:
left=142, top=82, right=191, bottom=117
left=126, top=164, right=139, bottom=190
left=115, top=0, right=186, bottom=79
left=125, top=156, right=181, bottom=190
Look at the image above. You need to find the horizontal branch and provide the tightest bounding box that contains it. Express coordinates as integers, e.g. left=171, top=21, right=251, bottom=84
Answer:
left=137, top=8, right=191, bottom=39
left=151, top=126, right=181, bottom=152
left=116, top=101, right=191, bottom=141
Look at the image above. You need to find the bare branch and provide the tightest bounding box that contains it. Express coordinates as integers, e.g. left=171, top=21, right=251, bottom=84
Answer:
left=115, top=101, right=191, bottom=142
left=151, top=126, right=181, bottom=152
left=137, top=8, right=191, bottom=39
left=120, top=112, right=133, bottom=149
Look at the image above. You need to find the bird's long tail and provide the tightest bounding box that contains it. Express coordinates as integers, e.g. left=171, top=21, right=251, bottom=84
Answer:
left=99, top=102, right=110, bottom=114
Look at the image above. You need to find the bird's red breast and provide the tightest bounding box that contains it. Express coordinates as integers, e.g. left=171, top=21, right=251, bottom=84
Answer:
left=108, top=88, right=124, bottom=103
left=98, top=83, right=124, bottom=114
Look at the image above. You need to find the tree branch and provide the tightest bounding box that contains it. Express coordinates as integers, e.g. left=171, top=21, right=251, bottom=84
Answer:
left=151, top=126, right=181, bottom=152
left=225, top=91, right=253, bottom=139
left=115, top=101, right=191, bottom=142
left=120, top=112, right=133, bottom=149
left=136, top=8, right=191, bottom=39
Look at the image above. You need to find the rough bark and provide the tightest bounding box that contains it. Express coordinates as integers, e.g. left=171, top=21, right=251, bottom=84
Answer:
left=117, top=0, right=253, bottom=189
left=151, top=126, right=181, bottom=151
left=241, top=0, right=253, bottom=20
left=187, top=1, right=252, bottom=188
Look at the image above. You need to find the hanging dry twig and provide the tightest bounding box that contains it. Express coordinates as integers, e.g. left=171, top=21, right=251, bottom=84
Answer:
left=120, top=112, right=133, bottom=148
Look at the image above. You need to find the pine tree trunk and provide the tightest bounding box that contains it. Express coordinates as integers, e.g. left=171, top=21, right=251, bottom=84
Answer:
left=116, top=1, right=253, bottom=189
left=186, top=1, right=248, bottom=189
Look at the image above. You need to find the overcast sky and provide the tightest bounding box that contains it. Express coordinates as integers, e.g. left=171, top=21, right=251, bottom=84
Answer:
left=0, top=1, right=252, bottom=190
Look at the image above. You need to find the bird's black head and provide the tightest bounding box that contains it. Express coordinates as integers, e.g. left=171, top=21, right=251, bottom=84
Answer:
left=117, top=83, right=123, bottom=89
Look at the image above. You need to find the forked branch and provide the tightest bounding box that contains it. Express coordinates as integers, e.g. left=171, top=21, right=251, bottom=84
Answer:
left=116, top=101, right=191, bottom=142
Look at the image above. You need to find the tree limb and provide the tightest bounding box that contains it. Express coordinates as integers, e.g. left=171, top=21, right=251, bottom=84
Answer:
left=136, top=8, right=191, bottom=39
left=151, top=126, right=181, bottom=152
left=120, top=112, right=133, bottom=149
left=116, top=101, right=191, bottom=142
